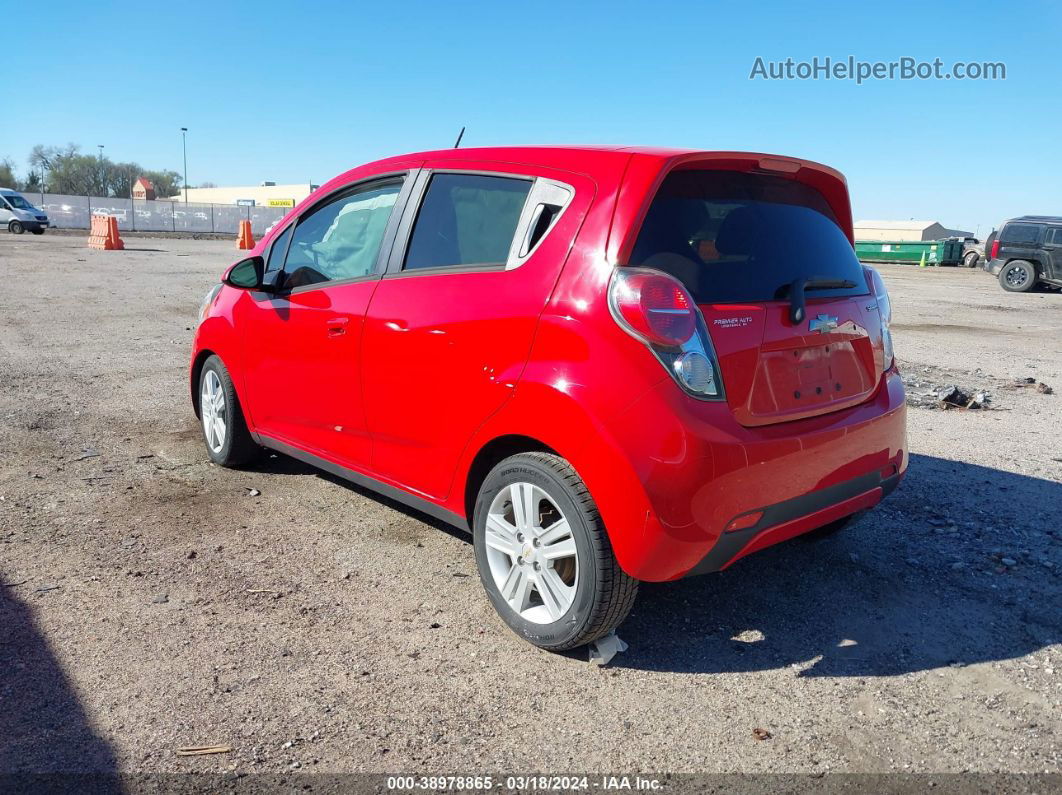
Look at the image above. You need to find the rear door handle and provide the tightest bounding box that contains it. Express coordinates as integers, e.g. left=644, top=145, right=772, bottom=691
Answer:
left=327, top=317, right=349, bottom=336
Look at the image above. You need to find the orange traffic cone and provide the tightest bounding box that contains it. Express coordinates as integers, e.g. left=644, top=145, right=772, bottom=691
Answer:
left=106, top=215, right=124, bottom=250
left=236, top=219, right=255, bottom=250
left=88, top=214, right=124, bottom=250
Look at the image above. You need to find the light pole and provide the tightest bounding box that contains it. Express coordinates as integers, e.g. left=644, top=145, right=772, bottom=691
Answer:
left=129, top=165, right=136, bottom=232
left=97, top=144, right=105, bottom=196
left=180, top=127, right=188, bottom=203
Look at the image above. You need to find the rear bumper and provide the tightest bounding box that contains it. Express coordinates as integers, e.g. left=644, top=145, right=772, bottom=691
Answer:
left=596, top=369, right=907, bottom=581
left=686, top=469, right=902, bottom=575
left=986, top=258, right=1004, bottom=275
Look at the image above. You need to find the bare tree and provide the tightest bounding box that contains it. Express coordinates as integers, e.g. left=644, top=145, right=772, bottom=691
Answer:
left=0, top=158, right=16, bottom=188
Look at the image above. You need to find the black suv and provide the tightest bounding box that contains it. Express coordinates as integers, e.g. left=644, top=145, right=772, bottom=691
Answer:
left=984, top=216, right=1062, bottom=292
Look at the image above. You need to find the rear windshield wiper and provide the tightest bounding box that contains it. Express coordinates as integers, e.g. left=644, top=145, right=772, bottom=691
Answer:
left=780, top=277, right=857, bottom=324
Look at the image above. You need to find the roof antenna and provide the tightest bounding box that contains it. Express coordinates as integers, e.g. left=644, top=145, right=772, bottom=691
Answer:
left=453, top=126, right=465, bottom=149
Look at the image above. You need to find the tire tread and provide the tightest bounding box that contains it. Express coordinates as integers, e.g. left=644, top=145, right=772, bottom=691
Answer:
left=513, top=451, right=638, bottom=650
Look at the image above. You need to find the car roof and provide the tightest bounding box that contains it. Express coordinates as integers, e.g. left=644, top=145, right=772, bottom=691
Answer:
left=1003, top=215, right=1062, bottom=225
left=0, top=188, right=20, bottom=195
left=359, top=145, right=845, bottom=180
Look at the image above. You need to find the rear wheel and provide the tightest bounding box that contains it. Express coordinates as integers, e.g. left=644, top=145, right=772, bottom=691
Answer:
left=473, top=452, right=638, bottom=651
left=963, top=251, right=979, bottom=268
left=8, top=221, right=23, bottom=234
left=999, top=260, right=1038, bottom=293
left=198, top=355, right=260, bottom=467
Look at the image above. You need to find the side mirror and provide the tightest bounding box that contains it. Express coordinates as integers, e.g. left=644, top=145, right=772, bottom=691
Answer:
left=225, top=256, right=268, bottom=290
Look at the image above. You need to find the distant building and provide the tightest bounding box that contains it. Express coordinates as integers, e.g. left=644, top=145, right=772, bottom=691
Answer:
left=855, top=220, right=974, bottom=241
left=132, top=177, right=156, bottom=201
left=163, top=182, right=319, bottom=207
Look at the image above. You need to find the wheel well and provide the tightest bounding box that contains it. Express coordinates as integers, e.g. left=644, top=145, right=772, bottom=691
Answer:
left=190, top=349, right=215, bottom=417
left=463, top=434, right=559, bottom=524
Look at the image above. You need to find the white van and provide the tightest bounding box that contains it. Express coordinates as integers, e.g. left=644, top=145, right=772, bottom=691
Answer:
left=0, top=188, right=50, bottom=234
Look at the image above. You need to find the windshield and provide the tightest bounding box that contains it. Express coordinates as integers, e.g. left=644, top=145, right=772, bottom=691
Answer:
left=3, top=194, right=34, bottom=211
left=629, top=170, right=868, bottom=303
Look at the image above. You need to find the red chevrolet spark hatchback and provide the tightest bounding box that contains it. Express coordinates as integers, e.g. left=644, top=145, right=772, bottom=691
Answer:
left=192, top=146, right=906, bottom=650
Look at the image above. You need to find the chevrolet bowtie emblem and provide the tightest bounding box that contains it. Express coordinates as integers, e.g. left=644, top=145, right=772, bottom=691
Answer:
left=809, top=314, right=839, bottom=333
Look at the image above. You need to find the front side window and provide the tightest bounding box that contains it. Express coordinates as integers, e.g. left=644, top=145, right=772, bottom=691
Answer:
left=281, top=181, right=402, bottom=290
left=1043, top=227, right=1062, bottom=245
left=629, top=170, right=867, bottom=304
left=999, top=223, right=1040, bottom=244
left=404, top=173, right=532, bottom=271
left=3, top=194, right=33, bottom=210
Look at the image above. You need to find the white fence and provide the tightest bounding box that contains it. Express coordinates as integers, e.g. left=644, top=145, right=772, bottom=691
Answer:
left=34, top=193, right=288, bottom=236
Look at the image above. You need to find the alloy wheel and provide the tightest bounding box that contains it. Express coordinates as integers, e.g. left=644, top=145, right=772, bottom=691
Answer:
left=201, top=370, right=227, bottom=453
left=1005, top=265, right=1029, bottom=288
left=484, top=482, right=579, bottom=624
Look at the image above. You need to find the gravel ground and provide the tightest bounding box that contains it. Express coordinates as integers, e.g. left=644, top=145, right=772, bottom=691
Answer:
left=0, top=234, right=1059, bottom=777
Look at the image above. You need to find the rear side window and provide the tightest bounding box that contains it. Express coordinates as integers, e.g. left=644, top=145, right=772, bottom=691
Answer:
left=629, top=170, right=867, bottom=303
left=404, top=173, right=531, bottom=270
left=1000, top=223, right=1041, bottom=244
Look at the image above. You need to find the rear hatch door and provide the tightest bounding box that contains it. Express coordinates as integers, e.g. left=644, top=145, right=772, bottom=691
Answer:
left=628, top=167, right=883, bottom=427
left=701, top=297, right=880, bottom=426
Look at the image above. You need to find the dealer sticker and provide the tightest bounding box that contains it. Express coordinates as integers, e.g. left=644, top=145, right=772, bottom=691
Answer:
left=713, top=316, right=754, bottom=328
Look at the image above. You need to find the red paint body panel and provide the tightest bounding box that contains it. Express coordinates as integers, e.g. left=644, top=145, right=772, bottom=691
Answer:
left=191, top=145, right=907, bottom=583
left=235, top=282, right=378, bottom=466
left=361, top=160, right=597, bottom=500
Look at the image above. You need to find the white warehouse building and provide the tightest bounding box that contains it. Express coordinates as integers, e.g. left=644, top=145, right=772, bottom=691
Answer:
left=163, top=182, right=319, bottom=207
left=854, top=220, right=973, bottom=242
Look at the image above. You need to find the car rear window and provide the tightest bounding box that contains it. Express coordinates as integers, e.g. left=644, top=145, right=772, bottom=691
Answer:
left=629, top=170, right=868, bottom=303
left=1000, top=223, right=1040, bottom=244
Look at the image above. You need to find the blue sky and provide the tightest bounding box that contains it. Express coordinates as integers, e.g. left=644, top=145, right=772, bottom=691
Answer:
left=2, top=0, right=1058, bottom=236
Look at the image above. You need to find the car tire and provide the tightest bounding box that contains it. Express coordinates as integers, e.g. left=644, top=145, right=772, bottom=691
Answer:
left=198, top=355, right=260, bottom=467
left=9, top=221, right=23, bottom=234
left=963, top=251, right=979, bottom=268
left=473, top=452, right=638, bottom=651
left=998, top=260, right=1038, bottom=293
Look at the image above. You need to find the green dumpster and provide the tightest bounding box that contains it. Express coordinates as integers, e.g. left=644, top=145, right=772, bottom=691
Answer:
left=855, top=239, right=963, bottom=266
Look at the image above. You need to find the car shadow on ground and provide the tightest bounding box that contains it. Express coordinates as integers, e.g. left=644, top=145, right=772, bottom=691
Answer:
left=0, top=585, right=119, bottom=775
left=615, top=453, right=1061, bottom=676
left=245, top=451, right=472, bottom=544
left=242, top=448, right=1059, bottom=676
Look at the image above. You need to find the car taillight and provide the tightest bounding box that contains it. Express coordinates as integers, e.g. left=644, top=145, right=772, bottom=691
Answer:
left=609, top=267, right=724, bottom=398
left=990, top=239, right=1000, bottom=259
left=864, top=266, right=894, bottom=372
left=611, top=269, right=696, bottom=346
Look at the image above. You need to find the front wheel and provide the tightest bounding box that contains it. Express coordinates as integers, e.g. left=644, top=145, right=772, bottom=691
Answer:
left=8, top=221, right=23, bottom=234
left=963, top=251, right=979, bottom=268
left=198, top=355, right=260, bottom=467
left=473, top=452, right=638, bottom=651
left=999, top=260, right=1038, bottom=293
